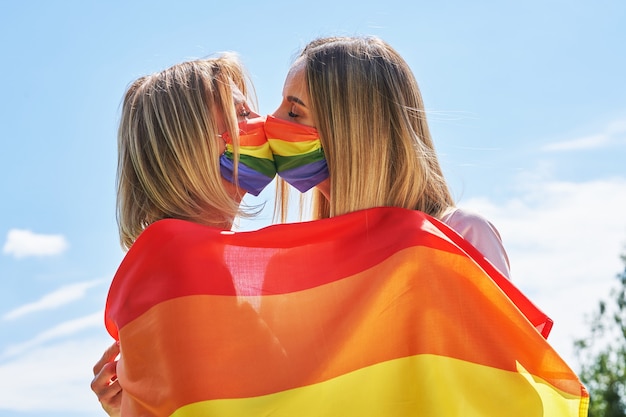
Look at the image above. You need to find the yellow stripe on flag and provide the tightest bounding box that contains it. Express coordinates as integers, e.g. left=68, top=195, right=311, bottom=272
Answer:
left=170, top=355, right=586, bottom=417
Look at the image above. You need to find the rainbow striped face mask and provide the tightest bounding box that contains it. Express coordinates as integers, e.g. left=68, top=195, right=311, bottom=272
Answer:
left=219, top=116, right=276, bottom=196
left=264, top=115, right=329, bottom=192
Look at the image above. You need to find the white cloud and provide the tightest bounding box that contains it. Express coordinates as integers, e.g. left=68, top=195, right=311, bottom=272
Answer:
left=3, top=279, right=105, bottom=321
left=2, top=229, right=69, bottom=259
left=541, top=117, right=626, bottom=151
left=0, top=335, right=113, bottom=415
left=1, top=312, right=104, bottom=359
left=542, top=133, right=610, bottom=151
left=460, top=176, right=626, bottom=365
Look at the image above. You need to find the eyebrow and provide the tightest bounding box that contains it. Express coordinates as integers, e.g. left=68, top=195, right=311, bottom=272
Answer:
left=287, top=96, right=307, bottom=107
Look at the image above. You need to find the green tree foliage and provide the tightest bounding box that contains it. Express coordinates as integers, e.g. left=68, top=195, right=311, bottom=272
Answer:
left=574, top=252, right=626, bottom=417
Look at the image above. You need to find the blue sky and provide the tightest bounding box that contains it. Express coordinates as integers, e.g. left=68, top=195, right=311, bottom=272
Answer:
left=1, top=1, right=625, bottom=415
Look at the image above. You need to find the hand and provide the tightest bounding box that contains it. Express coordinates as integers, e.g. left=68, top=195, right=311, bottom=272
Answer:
left=91, top=342, right=122, bottom=417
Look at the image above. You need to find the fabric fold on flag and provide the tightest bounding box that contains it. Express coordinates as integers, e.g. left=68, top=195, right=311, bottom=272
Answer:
left=105, top=206, right=588, bottom=417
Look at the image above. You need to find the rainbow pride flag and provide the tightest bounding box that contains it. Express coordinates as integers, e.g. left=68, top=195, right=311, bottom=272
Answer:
left=105, top=207, right=588, bottom=416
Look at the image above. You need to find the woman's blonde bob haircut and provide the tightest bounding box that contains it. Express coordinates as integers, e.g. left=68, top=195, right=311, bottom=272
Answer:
left=116, top=54, right=253, bottom=249
left=298, top=36, right=454, bottom=220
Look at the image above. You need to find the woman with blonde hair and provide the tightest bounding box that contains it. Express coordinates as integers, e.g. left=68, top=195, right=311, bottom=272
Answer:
left=91, top=53, right=275, bottom=416
left=254, top=38, right=588, bottom=414
left=266, top=35, right=510, bottom=277
left=116, top=53, right=275, bottom=249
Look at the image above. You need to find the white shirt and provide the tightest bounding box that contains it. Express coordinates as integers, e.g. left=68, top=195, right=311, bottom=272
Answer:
left=440, top=207, right=511, bottom=279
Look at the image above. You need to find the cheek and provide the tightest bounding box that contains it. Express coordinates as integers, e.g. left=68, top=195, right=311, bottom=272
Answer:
left=221, top=178, right=245, bottom=200
left=217, top=136, right=226, bottom=154
left=316, top=178, right=331, bottom=201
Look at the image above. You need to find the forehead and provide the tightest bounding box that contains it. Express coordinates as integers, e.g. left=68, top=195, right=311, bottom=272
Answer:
left=282, top=59, right=308, bottom=101
left=229, top=80, right=246, bottom=104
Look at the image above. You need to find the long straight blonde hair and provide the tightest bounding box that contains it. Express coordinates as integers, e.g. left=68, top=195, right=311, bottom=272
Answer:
left=116, top=54, right=255, bottom=249
left=299, top=36, right=454, bottom=220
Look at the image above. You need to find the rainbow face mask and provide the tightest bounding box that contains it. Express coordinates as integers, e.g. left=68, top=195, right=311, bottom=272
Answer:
left=219, top=116, right=276, bottom=196
left=264, top=115, right=329, bottom=193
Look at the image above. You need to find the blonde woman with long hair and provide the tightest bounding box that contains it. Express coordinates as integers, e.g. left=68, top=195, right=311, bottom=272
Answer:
left=267, top=35, right=510, bottom=277
left=91, top=53, right=275, bottom=416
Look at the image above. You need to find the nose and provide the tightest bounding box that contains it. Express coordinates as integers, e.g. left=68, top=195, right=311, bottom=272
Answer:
left=270, top=105, right=290, bottom=121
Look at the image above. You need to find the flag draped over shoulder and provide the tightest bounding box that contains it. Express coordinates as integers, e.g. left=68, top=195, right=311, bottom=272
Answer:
left=105, top=207, right=588, bottom=417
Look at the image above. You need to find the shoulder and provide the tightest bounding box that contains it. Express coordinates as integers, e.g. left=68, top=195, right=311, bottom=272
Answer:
left=107, top=219, right=235, bottom=334
left=136, top=218, right=206, bottom=243
left=440, top=207, right=511, bottom=279
left=129, top=219, right=221, bottom=255
left=440, top=207, right=502, bottom=240
left=115, top=218, right=228, bottom=289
